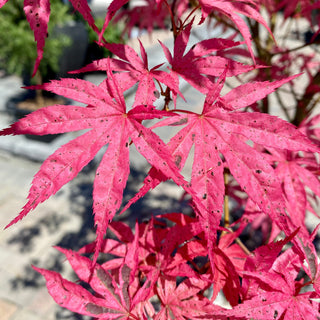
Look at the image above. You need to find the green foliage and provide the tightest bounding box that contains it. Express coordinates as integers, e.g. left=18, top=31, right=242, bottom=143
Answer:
left=0, top=0, right=72, bottom=79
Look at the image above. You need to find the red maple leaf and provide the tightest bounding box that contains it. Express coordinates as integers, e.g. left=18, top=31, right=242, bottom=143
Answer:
left=98, top=0, right=129, bottom=42
left=76, top=214, right=215, bottom=318
left=84, top=214, right=206, bottom=282
left=210, top=228, right=248, bottom=306
left=241, top=229, right=300, bottom=300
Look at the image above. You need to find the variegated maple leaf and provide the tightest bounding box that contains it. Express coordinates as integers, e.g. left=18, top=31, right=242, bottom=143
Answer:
left=293, top=226, right=320, bottom=297
left=122, top=71, right=318, bottom=264
left=226, top=280, right=320, bottom=320
left=72, top=40, right=180, bottom=106
left=270, top=149, right=320, bottom=238
left=197, top=0, right=273, bottom=63
left=34, top=225, right=155, bottom=320
left=23, top=0, right=50, bottom=76
left=35, top=215, right=223, bottom=318
left=113, top=0, right=169, bottom=35
left=159, top=20, right=259, bottom=94
left=225, top=231, right=320, bottom=320
left=80, top=213, right=205, bottom=281
left=200, top=230, right=320, bottom=320
left=20, top=0, right=99, bottom=76
left=155, top=276, right=211, bottom=319
left=0, top=60, right=194, bottom=263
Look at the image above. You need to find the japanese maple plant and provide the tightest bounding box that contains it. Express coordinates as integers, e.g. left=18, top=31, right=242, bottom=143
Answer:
left=1, top=0, right=320, bottom=318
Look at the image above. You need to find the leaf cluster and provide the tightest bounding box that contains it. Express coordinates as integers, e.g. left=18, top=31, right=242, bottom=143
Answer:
left=1, top=0, right=320, bottom=319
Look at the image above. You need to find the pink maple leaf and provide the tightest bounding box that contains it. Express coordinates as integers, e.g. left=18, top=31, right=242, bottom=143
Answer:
left=198, top=0, right=274, bottom=63
left=300, top=113, right=320, bottom=146
left=23, top=0, right=50, bottom=77
left=229, top=245, right=320, bottom=320
left=0, top=0, right=9, bottom=8
left=241, top=229, right=300, bottom=300
left=155, top=276, right=211, bottom=319
left=202, top=230, right=320, bottom=320
left=270, top=149, right=320, bottom=238
left=33, top=265, right=127, bottom=319
left=124, top=72, right=318, bottom=267
left=99, top=0, right=129, bottom=42
left=0, top=60, right=193, bottom=264
left=34, top=233, right=154, bottom=320
left=113, top=0, right=169, bottom=35
left=227, top=289, right=320, bottom=320
left=160, top=20, right=258, bottom=94
left=293, top=226, right=320, bottom=296
left=72, top=40, right=180, bottom=106
left=69, top=0, right=99, bottom=34
left=23, top=0, right=100, bottom=76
